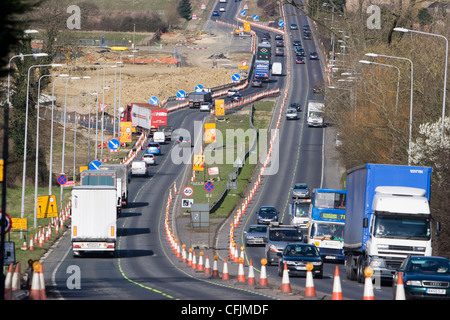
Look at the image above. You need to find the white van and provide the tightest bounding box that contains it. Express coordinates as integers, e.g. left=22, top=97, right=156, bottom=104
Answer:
left=272, top=62, right=282, bottom=76
left=131, top=161, right=148, bottom=177
left=153, top=131, right=166, bottom=144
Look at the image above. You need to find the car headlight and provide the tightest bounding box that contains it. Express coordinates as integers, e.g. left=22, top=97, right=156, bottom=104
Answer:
left=311, top=261, right=322, bottom=266
left=406, top=280, right=422, bottom=286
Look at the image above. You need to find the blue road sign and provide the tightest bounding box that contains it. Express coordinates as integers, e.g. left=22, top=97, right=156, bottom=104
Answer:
left=177, top=90, right=186, bottom=99
left=195, top=84, right=204, bottom=91
left=57, top=174, right=67, bottom=185
left=108, top=138, right=120, bottom=151
left=149, top=96, right=159, bottom=106
left=89, top=160, right=102, bottom=170
left=278, top=20, right=285, bottom=27
left=204, top=182, right=215, bottom=192
left=232, top=74, right=241, bottom=82
left=253, top=15, right=259, bottom=21
left=240, top=10, right=246, bottom=16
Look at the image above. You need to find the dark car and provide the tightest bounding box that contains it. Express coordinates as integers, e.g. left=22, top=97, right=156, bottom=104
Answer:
left=289, top=102, right=301, bottom=111
left=292, top=39, right=301, bottom=46
left=146, top=142, right=161, bottom=155
left=231, top=92, right=242, bottom=102
left=295, top=47, right=305, bottom=56
left=309, top=51, right=318, bottom=60
left=251, top=78, right=262, bottom=87
left=212, top=10, right=219, bottom=16
left=244, top=224, right=268, bottom=246
left=275, top=33, right=283, bottom=40
left=257, top=206, right=278, bottom=225
left=262, top=32, right=271, bottom=40
left=275, top=47, right=284, bottom=56
left=277, top=243, right=323, bottom=278
left=290, top=23, right=298, bottom=30
left=275, top=40, right=284, bottom=47
left=303, top=31, right=311, bottom=40
left=393, top=256, right=450, bottom=300
left=303, top=24, right=310, bottom=31
left=296, top=57, right=305, bottom=64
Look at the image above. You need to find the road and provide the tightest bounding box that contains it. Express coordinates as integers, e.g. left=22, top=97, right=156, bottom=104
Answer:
left=41, top=1, right=394, bottom=302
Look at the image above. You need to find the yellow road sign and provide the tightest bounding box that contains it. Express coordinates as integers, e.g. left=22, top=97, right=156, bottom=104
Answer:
left=193, top=154, right=205, bottom=171
left=215, top=99, right=225, bottom=116
left=11, top=218, right=27, bottom=230
left=37, top=195, right=58, bottom=218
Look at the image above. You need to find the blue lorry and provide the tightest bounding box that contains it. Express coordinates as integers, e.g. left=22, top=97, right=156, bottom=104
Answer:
left=344, top=164, right=433, bottom=283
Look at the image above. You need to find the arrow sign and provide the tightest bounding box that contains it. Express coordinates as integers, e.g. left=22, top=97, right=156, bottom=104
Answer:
left=232, top=73, right=241, bottom=82
left=149, top=96, right=159, bottom=106
left=176, top=90, right=186, bottom=99
left=89, top=160, right=102, bottom=170
left=108, top=138, right=120, bottom=151
left=278, top=20, right=285, bottom=27
left=252, top=15, right=259, bottom=21
left=195, top=84, right=204, bottom=91
left=240, top=10, right=246, bottom=16
left=57, top=174, right=67, bottom=185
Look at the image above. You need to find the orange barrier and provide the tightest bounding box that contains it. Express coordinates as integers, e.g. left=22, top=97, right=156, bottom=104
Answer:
left=332, top=266, right=343, bottom=300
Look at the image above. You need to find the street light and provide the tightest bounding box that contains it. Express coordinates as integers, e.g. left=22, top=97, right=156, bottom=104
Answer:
left=21, top=63, right=63, bottom=226
left=394, top=27, right=448, bottom=140
left=365, top=53, right=414, bottom=165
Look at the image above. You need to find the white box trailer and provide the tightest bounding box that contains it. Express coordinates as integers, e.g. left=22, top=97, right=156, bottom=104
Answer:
left=71, top=186, right=117, bottom=256
left=100, top=164, right=130, bottom=208
left=307, top=100, right=324, bottom=127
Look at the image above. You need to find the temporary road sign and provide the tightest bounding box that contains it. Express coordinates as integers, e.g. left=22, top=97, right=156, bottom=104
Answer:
left=204, top=182, right=214, bottom=192
left=108, top=138, right=120, bottom=151
left=37, top=195, right=58, bottom=218
left=278, top=20, right=285, bottom=27
left=253, top=15, right=259, bottom=21
left=183, top=186, right=194, bottom=197
left=89, top=160, right=102, bottom=170
left=177, top=90, right=186, bottom=99
left=195, top=84, right=204, bottom=91
left=149, top=96, right=159, bottom=106
left=0, top=211, right=12, bottom=234
left=57, top=174, right=67, bottom=185
left=240, top=10, right=246, bottom=16
left=232, top=74, right=241, bottom=82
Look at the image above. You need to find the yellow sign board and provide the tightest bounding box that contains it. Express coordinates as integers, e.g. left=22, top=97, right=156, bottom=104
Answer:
left=193, top=154, right=205, bottom=171
left=12, top=218, right=27, bottom=230
left=0, top=159, right=3, bottom=182
left=80, top=166, right=88, bottom=173
left=244, top=22, right=251, bottom=33
left=120, top=122, right=132, bottom=143
left=37, top=195, right=58, bottom=218
left=215, top=99, right=225, bottom=117
left=204, top=123, right=216, bottom=144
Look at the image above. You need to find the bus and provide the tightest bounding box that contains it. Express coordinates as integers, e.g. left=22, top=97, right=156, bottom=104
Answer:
left=307, top=189, right=346, bottom=261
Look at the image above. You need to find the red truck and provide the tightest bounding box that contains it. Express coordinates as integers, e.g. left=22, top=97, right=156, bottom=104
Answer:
left=120, top=103, right=168, bottom=134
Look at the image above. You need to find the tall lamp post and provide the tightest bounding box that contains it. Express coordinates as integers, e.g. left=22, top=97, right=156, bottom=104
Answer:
left=365, top=53, right=414, bottom=165
left=394, top=27, right=448, bottom=140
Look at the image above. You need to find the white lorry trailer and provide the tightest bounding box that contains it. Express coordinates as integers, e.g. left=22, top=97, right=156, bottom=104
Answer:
left=307, top=100, right=324, bottom=127
left=71, top=186, right=117, bottom=256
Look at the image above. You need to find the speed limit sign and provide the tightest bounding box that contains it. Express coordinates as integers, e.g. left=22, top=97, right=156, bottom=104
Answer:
left=0, top=211, right=12, bottom=234
left=183, top=186, right=194, bottom=197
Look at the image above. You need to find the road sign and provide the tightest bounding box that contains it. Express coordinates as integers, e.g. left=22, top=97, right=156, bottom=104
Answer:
left=176, top=90, right=186, bottom=99
left=243, top=3, right=248, bottom=9
left=193, top=155, right=205, bottom=171
left=120, top=121, right=132, bottom=143
left=11, top=218, right=27, bottom=231
left=149, top=96, right=159, bottom=106
left=182, top=199, right=194, bottom=208
left=195, top=84, right=204, bottom=91
left=232, top=73, right=241, bottom=82
left=278, top=20, right=285, bottom=27
left=253, top=15, right=259, bottom=21
left=183, top=186, right=194, bottom=197
left=99, top=102, right=108, bottom=112
left=0, top=211, right=12, bottom=234
left=204, top=182, right=214, bottom=192
left=89, top=160, right=102, bottom=170
left=37, top=195, right=58, bottom=218
left=192, top=13, right=197, bottom=20
left=57, top=174, right=67, bottom=185
left=201, top=2, right=206, bottom=9
left=215, top=99, right=225, bottom=116
left=240, top=10, right=246, bottom=16
left=108, top=138, right=120, bottom=151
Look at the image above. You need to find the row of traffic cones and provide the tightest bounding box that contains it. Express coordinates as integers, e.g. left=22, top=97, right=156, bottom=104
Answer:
left=3, top=261, right=47, bottom=300
left=4, top=263, right=22, bottom=300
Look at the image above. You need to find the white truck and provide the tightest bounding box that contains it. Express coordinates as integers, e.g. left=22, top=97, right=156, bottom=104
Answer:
left=307, top=100, right=324, bottom=127
left=100, top=164, right=130, bottom=208
left=71, top=186, right=117, bottom=256
left=272, top=62, right=282, bottom=76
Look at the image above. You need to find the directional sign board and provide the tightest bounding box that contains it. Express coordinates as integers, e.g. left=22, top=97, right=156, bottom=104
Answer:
left=89, top=160, right=102, bottom=170
left=176, top=90, right=186, bottom=99
left=108, top=138, right=120, bottom=151
left=195, top=84, right=204, bottom=91
left=278, top=20, right=285, bottom=27
left=240, top=10, right=246, bottom=16
left=253, top=15, right=259, bottom=21
left=204, top=182, right=214, bottom=192
left=149, top=96, right=159, bottom=106
left=57, top=174, right=67, bottom=185
left=232, top=74, right=241, bottom=82
left=37, top=195, right=58, bottom=218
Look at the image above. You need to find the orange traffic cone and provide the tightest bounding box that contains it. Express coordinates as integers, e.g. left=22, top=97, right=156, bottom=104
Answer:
left=363, top=267, right=375, bottom=300
left=248, top=259, right=256, bottom=285
left=212, top=255, right=220, bottom=278
left=259, top=259, right=268, bottom=287
left=198, top=252, right=204, bottom=272
left=4, top=263, right=13, bottom=300
left=39, top=266, right=47, bottom=300
left=12, top=262, right=21, bottom=292
left=304, top=263, right=316, bottom=297
left=281, top=262, right=292, bottom=293
left=395, top=272, right=406, bottom=300
left=21, top=237, right=27, bottom=250
left=187, top=248, right=192, bottom=266
left=222, top=259, right=229, bottom=280
left=192, top=251, right=197, bottom=270
left=331, top=266, right=343, bottom=300
left=237, top=258, right=246, bottom=283
left=29, top=237, right=34, bottom=251
left=29, top=271, right=41, bottom=300
left=204, top=255, right=211, bottom=275
left=181, top=245, right=187, bottom=263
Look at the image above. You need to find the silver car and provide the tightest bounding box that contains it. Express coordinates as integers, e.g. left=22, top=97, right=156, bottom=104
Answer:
left=292, top=183, right=311, bottom=199
left=244, top=225, right=268, bottom=246
left=286, top=108, right=298, bottom=120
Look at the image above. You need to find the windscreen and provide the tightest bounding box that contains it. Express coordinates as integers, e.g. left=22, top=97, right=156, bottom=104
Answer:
left=373, top=215, right=431, bottom=240
left=310, top=223, right=344, bottom=241
left=269, top=229, right=303, bottom=242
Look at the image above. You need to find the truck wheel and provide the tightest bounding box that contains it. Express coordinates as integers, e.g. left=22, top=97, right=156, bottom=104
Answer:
left=346, top=255, right=356, bottom=280
left=356, top=255, right=365, bottom=283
